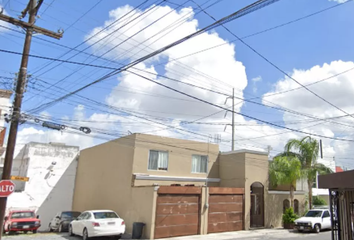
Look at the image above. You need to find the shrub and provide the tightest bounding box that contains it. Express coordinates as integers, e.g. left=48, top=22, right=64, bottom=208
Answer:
left=312, top=196, right=327, bottom=206
left=282, top=207, right=298, bottom=224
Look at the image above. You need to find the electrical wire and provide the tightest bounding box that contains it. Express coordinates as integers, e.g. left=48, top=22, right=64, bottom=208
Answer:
left=127, top=70, right=354, bottom=142
left=195, top=0, right=354, bottom=120
left=25, top=0, right=280, bottom=113
left=1, top=47, right=349, bottom=128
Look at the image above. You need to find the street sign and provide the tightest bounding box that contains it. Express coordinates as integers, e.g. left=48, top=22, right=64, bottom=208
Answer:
left=0, top=180, right=15, bottom=197
left=10, top=176, right=29, bottom=182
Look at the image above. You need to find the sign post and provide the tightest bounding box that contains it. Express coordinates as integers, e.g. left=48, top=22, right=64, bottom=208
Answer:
left=0, top=180, right=15, bottom=198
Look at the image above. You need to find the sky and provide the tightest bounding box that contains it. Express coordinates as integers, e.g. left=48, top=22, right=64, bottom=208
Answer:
left=0, top=0, right=354, bottom=169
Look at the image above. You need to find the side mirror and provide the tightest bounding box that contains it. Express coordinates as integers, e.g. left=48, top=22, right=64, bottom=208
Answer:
left=56, top=216, right=60, bottom=219
left=37, top=215, right=39, bottom=219
left=4, top=217, right=8, bottom=221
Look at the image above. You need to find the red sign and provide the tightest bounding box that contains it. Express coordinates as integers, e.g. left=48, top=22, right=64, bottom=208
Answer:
left=0, top=180, right=15, bottom=197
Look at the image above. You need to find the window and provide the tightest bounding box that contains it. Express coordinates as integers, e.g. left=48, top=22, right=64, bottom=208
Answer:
left=323, top=211, right=330, bottom=218
left=305, top=210, right=323, bottom=217
left=294, top=199, right=299, bottom=214
left=148, top=150, right=168, bottom=171
left=283, top=199, right=290, bottom=213
left=11, top=212, right=35, bottom=219
left=191, top=155, right=208, bottom=173
left=93, top=211, right=119, bottom=219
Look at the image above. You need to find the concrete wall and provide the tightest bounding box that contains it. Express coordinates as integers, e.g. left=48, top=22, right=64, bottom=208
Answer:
left=7, top=142, right=79, bottom=231
left=265, top=193, right=306, bottom=228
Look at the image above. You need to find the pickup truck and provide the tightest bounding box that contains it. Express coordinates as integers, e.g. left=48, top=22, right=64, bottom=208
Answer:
left=3, top=209, right=41, bottom=234
left=294, top=208, right=332, bottom=233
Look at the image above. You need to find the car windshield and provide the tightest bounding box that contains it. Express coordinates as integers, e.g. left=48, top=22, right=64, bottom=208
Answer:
left=305, top=210, right=323, bottom=217
left=11, top=212, right=35, bottom=219
left=61, top=212, right=81, bottom=219
left=93, top=212, right=119, bottom=219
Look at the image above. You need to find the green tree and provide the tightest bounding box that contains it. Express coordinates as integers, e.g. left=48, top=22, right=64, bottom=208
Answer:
left=284, top=136, right=333, bottom=209
left=269, top=156, right=302, bottom=208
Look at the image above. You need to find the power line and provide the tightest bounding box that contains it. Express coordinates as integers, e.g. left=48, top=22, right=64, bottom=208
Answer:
left=25, top=0, right=280, bottom=114
left=127, top=70, right=354, bottom=142
left=195, top=0, right=354, bottom=120
left=1, top=47, right=349, bottom=128
left=1, top=0, right=342, bottom=96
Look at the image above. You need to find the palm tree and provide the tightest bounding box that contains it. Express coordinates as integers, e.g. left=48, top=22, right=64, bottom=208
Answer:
left=269, top=156, right=302, bottom=208
left=284, top=136, right=333, bottom=209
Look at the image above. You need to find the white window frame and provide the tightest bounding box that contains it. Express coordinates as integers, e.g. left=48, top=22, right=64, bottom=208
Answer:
left=148, top=150, right=169, bottom=171
left=191, top=155, right=208, bottom=174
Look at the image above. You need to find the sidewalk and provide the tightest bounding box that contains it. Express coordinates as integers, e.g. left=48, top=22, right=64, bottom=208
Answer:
left=158, top=228, right=292, bottom=240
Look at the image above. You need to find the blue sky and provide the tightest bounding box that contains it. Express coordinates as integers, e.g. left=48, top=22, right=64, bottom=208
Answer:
left=1, top=0, right=354, bottom=168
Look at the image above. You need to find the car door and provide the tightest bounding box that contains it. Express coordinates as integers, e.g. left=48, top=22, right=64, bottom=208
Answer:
left=322, top=210, right=331, bottom=229
left=83, top=212, right=93, bottom=235
left=72, top=212, right=86, bottom=235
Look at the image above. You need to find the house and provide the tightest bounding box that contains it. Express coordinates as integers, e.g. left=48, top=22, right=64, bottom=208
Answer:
left=318, top=170, right=354, bottom=240
left=72, top=133, right=307, bottom=239
left=1, top=142, right=80, bottom=231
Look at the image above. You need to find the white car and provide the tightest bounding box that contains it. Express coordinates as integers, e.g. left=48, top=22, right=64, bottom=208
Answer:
left=69, top=210, right=125, bottom=240
left=294, top=208, right=332, bottom=233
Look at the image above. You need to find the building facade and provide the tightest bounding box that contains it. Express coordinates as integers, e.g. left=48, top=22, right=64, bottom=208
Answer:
left=3, top=142, right=80, bottom=231
left=73, top=134, right=307, bottom=239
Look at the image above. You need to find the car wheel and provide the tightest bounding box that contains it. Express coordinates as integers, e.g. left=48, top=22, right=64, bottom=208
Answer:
left=298, top=230, right=303, bottom=233
left=8, top=225, right=14, bottom=235
left=33, top=229, right=37, bottom=234
left=314, top=224, right=321, bottom=233
left=83, top=228, right=89, bottom=240
left=24, top=231, right=28, bottom=234
left=69, top=225, right=74, bottom=236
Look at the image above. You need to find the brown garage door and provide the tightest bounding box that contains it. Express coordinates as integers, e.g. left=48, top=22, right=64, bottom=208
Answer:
left=208, top=187, right=244, bottom=233
left=154, top=186, right=201, bottom=239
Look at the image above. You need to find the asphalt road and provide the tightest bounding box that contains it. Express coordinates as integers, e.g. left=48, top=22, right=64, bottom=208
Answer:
left=1, top=231, right=331, bottom=240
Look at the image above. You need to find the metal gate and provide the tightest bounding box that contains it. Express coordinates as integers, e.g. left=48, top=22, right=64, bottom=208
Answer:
left=208, top=187, right=244, bottom=233
left=154, top=186, right=201, bottom=239
left=329, top=190, right=354, bottom=240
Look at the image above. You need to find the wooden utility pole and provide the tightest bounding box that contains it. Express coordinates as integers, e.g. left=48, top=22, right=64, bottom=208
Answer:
left=0, top=1, right=62, bottom=238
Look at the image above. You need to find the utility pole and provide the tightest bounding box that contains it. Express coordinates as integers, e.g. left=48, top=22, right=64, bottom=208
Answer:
left=0, top=1, right=62, bottom=238
left=224, top=88, right=235, bottom=151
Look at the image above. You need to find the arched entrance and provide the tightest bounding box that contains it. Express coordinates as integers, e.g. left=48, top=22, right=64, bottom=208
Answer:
left=250, top=182, right=264, bottom=227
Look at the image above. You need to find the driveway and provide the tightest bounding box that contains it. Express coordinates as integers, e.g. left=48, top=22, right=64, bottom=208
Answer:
left=1, top=230, right=331, bottom=240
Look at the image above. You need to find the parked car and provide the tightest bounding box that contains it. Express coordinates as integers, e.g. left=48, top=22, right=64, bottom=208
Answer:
left=69, top=210, right=125, bottom=240
left=294, top=208, right=332, bottom=233
left=49, top=211, right=81, bottom=232
left=3, top=209, right=40, bottom=234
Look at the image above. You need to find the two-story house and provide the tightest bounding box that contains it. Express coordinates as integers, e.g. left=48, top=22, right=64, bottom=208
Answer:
left=72, top=133, right=307, bottom=239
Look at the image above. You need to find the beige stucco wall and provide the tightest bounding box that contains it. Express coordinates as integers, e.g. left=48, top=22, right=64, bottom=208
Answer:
left=218, top=152, right=245, bottom=188
left=72, top=135, right=156, bottom=239
left=132, top=134, right=220, bottom=186
left=244, top=152, right=269, bottom=230
left=265, top=193, right=306, bottom=228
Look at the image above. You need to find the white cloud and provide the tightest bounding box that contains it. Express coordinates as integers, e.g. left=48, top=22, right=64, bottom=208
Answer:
left=252, top=76, right=262, bottom=93
left=13, top=4, right=354, bottom=170
left=329, top=0, right=348, bottom=3
left=0, top=6, right=10, bottom=33
left=262, top=60, right=354, bottom=168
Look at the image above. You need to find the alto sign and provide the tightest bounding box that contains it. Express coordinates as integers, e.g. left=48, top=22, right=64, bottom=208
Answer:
left=0, top=180, right=15, bottom=197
